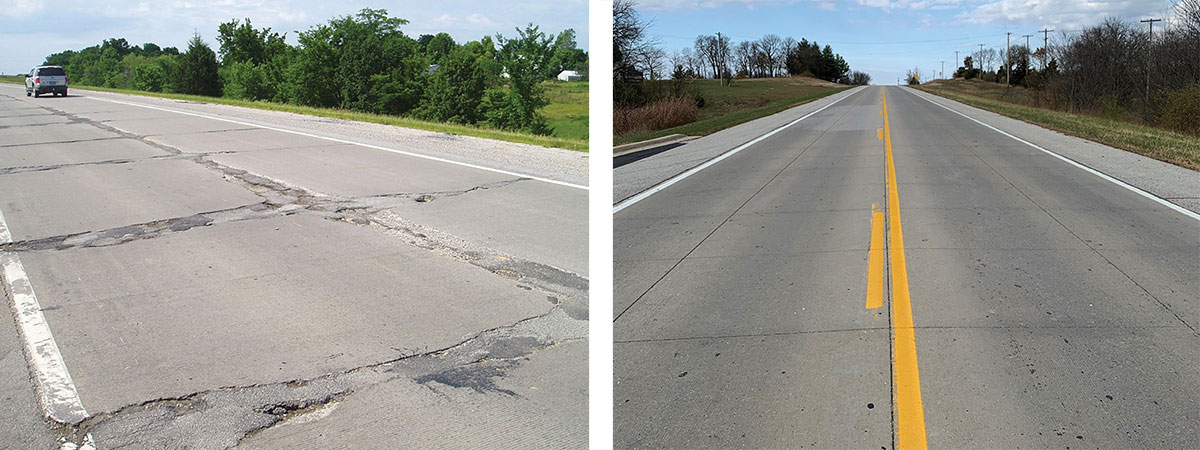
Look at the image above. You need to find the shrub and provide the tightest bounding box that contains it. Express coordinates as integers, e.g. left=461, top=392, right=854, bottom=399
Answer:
left=1155, top=83, right=1200, bottom=136
left=613, top=96, right=698, bottom=136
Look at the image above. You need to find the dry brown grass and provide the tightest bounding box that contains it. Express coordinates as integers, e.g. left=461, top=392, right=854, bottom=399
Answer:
left=614, top=97, right=698, bottom=137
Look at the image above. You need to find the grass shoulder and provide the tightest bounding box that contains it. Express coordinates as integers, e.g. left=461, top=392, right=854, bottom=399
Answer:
left=616, top=79, right=848, bottom=145
left=1, top=77, right=587, bottom=152
left=916, top=80, right=1199, bottom=171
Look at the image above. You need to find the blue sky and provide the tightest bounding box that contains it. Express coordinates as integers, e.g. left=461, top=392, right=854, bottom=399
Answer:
left=636, top=0, right=1180, bottom=84
left=0, top=0, right=587, bottom=75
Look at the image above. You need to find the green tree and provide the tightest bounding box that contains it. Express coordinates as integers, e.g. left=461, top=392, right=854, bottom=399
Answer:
left=546, top=29, right=587, bottom=78
left=216, top=18, right=286, bottom=65
left=414, top=42, right=500, bottom=124
left=177, top=33, right=221, bottom=96
left=425, top=32, right=456, bottom=63
left=488, top=24, right=553, bottom=134
left=131, top=58, right=167, bottom=91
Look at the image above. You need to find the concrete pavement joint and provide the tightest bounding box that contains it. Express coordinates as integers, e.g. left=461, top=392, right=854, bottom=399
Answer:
left=932, top=98, right=1199, bottom=337
left=0, top=154, right=189, bottom=176
left=614, top=90, right=860, bottom=322
left=905, top=88, right=1200, bottom=222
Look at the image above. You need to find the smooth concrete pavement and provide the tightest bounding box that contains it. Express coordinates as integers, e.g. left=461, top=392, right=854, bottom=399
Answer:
left=614, top=85, right=1199, bottom=448
left=0, top=85, right=587, bottom=449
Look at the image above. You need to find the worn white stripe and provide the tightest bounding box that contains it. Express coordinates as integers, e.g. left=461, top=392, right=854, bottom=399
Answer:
left=908, top=88, right=1200, bottom=222
left=612, top=89, right=856, bottom=214
left=0, top=208, right=11, bottom=244
left=1, top=251, right=88, bottom=423
left=83, top=95, right=588, bottom=191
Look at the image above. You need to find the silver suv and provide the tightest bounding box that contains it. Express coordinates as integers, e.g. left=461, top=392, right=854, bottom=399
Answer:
left=25, top=65, right=68, bottom=97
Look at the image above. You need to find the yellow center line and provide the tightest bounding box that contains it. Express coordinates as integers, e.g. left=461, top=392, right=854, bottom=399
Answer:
left=866, top=203, right=884, bottom=309
left=883, top=87, right=928, bottom=449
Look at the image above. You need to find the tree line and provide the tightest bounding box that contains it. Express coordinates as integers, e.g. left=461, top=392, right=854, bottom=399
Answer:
left=615, top=0, right=866, bottom=109
left=42, top=9, right=587, bottom=136
left=672, top=35, right=865, bottom=85
left=944, top=0, right=1200, bottom=135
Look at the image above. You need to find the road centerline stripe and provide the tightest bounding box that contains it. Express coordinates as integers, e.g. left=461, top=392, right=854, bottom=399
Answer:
left=883, top=87, right=928, bottom=449
left=866, top=203, right=884, bottom=310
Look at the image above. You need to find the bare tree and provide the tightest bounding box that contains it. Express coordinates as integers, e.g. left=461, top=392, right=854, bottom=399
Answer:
left=734, top=41, right=753, bottom=77
left=758, top=34, right=782, bottom=77
left=1179, top=0, right=1200, bottom=34
left=695, top=35, right=718, bottom=79
left=613, top=0, right=660, bottom=80
left=640, top=47, right=667, bottom=80
left=780, top=36, right=797, bottom=76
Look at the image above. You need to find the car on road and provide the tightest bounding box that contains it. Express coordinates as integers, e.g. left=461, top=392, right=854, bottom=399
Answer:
left=25, top=65, right=68, bottom=97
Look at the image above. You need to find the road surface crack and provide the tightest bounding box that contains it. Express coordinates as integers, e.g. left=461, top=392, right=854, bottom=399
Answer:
left=57, top=307, right=584, bottom=450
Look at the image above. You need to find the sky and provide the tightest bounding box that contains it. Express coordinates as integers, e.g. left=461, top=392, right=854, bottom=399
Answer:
left=0, top=0, right=588, bottom=75
left=635, top=0, right=1182, bottom=85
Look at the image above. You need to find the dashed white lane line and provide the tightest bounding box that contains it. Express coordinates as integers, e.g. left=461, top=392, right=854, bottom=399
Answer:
left=82, top=94, right=589, bottom=191
left=907, top=88, right=1200, bottom=222
left=612, top=88, right=857, bottom=214
left=0, top=209, right=89, bottom=425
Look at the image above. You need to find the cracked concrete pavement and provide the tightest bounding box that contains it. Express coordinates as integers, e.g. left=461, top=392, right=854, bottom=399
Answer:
left=0, top=85, right=587, bottom=449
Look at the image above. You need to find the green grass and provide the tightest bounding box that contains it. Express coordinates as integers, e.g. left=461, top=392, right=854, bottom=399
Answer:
left=540, top=81, right=588, bottom=141
left=617, top=77, right=849, bottom=145
left=917, top=79, right=1200, bottom=171
left=0, top=76, right=587, bottom=151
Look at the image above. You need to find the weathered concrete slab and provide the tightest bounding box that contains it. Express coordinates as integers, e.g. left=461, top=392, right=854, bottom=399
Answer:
left=105, top=117, right=255, bottom=136
left=0, top=122, right=118, bottom=147
left=0, top=114, right=71, bottom=127
left=385, top=180, right=588, bottom=274
left=19, top=214, right=554, bottom=414
left=148, top=128, right=335, bottom=154
left=0, top=158, right=261, bottom=241
left=0, top=138, right=167, bottom=169
left=209, top=145, right=517, bottom=197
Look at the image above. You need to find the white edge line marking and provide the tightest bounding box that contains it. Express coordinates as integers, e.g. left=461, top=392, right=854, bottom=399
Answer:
left=83, top=95, right=588, bottom=191
left=613, top=88, right=857, bottom=214
left=0, top=209, right=96, bottom=448
left=1, top=251, right=89, bottom=423
left=0, top=208, right=11, bottom=244
left=908, top=88, right=1200, bottom=222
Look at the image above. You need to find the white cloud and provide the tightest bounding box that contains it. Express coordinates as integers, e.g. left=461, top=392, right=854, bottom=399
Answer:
left=3, top=0, right=44, bottom=17
left=466, top=13, right=495, bottom=26
left=855, top=0, right=962, bottom=11
left=958, top=0, right=1171, bottom=29
left=638, top=0, right=808, bottom=11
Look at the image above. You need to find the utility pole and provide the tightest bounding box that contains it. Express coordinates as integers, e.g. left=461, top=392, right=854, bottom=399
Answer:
left=979, top=43, right=985, bottom=72
left=940, top=60, right=945, bottom=80
left=1022, top=34, right=1033, bottom=87
left=1005, top=32, right=1011, bottom=87
left=1140, top=18, right=1161, bottom=105
left=954, top=50, right=959, bottom=72
left=1039, top=28, right=1054, bottom=70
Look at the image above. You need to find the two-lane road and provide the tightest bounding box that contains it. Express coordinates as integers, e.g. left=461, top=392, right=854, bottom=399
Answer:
left=614, top=86, right=1199, bottom=448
